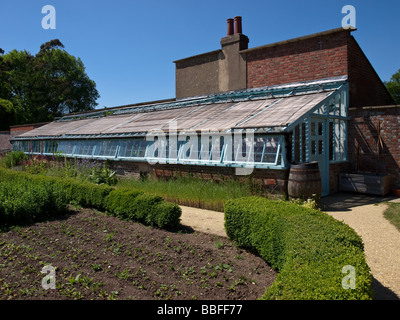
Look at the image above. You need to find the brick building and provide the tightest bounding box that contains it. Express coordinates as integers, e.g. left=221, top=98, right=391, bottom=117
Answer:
left=11, top=17, right=399, bottom=195
left=0, top=123, right=48, bottom=153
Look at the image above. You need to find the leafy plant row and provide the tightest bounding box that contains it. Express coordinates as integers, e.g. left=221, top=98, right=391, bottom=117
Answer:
left=224, top=196, right=373, bottom=300
left=0, top=168, right=181, bottom=229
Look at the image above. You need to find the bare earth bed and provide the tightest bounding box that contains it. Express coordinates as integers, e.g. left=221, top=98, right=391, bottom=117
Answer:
left=0, top=207, right=276, bottom=300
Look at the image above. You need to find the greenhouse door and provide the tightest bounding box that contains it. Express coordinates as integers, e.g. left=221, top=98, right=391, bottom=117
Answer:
left=309, top=117, right=329, bottom=196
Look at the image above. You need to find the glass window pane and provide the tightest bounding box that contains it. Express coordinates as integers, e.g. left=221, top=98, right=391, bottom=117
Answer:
left=138, top=140, right=148, bottom=158
left=253, top=137, right=265, bottom=163
left=235, top=137, right=252, bottom=162
left=58, top=140, right=73, bottom=155
left=74, top=141, right=83, bottom=155
left=169, top=139, right=177, bottom=160
left=109, top=140, right=119, bottom=157
left=262, top=137, right=279, bottom=164
left=131, top=140, right=142, bottom=158
left=119, top=140, right=132, bottom=158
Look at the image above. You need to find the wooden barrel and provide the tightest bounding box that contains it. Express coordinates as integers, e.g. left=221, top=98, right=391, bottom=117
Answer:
left=288, top=162, right=322, bottom=200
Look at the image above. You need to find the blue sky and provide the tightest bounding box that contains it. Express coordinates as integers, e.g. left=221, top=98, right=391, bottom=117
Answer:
left=0, top=0, right=399, bottom=109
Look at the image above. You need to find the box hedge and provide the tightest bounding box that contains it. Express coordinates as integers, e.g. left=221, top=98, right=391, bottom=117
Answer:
left=224, top=196, right=373, bottom=300
left=0, top=178, right=68, bottom=225
left=104, top=188, right=181, bottom=228
left=0, top=168, right=181, bottom=229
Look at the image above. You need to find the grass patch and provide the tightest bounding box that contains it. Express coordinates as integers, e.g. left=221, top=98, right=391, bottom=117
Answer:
left=117, top=174, right=282, bottom=212
left=384, top=202, right=400, bottom=231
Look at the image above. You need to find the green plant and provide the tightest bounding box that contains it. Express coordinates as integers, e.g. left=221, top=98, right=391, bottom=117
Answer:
left=384, top=202, right=400, bottom=231
left=224, top=197, right=373, bottom=300
left=116, top=173, right=268, bottom=212
left=105, top=188, right=181, bottom=229
left=0, top=177, right=68, bottom=225
left=0, top=167, right=114, bottom=212
left=2, top=151, right=28, bottom=168
left=89, top=165, right=118, bottom=186
left=90, top=264, right=103, bottom=272
left=0, top=167, right=180, bottom=230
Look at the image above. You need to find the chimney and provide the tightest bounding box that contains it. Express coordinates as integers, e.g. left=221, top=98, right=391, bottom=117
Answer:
left=219, top=16, right=249, bottom=93
left=227, top=18, right=234, bottom=36
left=234, top=16, right=242, bottom=34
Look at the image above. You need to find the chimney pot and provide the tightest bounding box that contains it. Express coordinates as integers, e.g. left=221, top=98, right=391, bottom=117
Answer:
left=227, top=18, right=234, bottom=36
left=234, top=16, right=242, bottom=34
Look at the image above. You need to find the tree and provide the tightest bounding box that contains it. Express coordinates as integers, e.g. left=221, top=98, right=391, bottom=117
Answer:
left=385, top=69, right=400, bottom=105
left=0, top=39, right=99, bottom=130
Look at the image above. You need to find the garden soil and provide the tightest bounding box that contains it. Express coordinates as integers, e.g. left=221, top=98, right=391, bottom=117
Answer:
left=0, top=207, right=276, bottom=300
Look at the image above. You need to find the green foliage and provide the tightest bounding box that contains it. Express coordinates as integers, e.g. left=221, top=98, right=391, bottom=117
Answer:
left=104, top=188, right=144, bottom=220
left=54, top=178, right=114, bottom=211
left=150, top=201, right=182, bottom=229
left=0, top=177, right=68, bottom=225
left=2, top=151, right=28, bottom=168
left=384, top=68, right=400, bottom=104
left=24, top=154, right=49, bottom=174
left=117, top=173, right=281, bottom=212
left=383, top=202, right=400, bottom=232
left=88, top=165, right=118, bottom=186
left=224, top=196, right=373, bottom=300
left=105, top=188, right=181, bottom=229
left=36, top=157, right=118, bottom=187
left=0, top=167, right=181, bottom=230
left=0, top=167, right=113, bottom=212
left=0, top=39, right=99, bottom=129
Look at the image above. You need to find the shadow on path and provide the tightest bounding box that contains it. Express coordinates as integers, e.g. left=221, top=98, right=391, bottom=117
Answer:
left=373, top=277, right=400, bottom=300
left=320, top=192, right=398, bottom=212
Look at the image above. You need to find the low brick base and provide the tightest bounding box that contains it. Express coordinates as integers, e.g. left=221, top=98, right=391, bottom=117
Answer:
left=108, top=160, right=290, bottom=196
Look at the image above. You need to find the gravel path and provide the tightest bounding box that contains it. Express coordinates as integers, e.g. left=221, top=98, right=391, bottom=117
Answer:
left=180, top=193, right=400, bottom=300
left=180, top=206, right=227, bottom=238
left=321, top=193, right=400, bottom=300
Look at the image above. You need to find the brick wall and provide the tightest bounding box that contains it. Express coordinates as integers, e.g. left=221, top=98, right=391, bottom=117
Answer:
left=245, top=29, right=394, bottom=109
left=0, top=131, right=12, bottom=152
left=153, top=163, right=289, bottom=195
left=329, top=162, right=350, bottom=194
left=108, top=159, right=289, bottom=195
left=246, top=30, right=349, bottom=89
left=347, top=37, right=394, bottom=107
left=0, top=128, right=35, bottom=152
left=175, top=50, right=221, bottom=99
left=348, top=106, right=400, bottom=188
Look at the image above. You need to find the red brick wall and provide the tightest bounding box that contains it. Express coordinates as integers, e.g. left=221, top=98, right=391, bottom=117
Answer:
left=0, top=132, right=12, bottom=152
left=347, top=37, right=394, bottom=108
left=348, top=106, right=400, bottom=188
left=246, top=30, right=394, bottom=109
left=329, top=162, right=350, bottom=194
left=246, top=30, right=349, bottom=88
left=10, top=125, right=35, bottom=133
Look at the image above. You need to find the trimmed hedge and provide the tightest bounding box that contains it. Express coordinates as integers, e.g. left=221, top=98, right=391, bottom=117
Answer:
left=0, top=178, right=68, bottom=225
left=224, top=196, right=373, bottom=300
left=0, top=168, right=181, bottom=229
left=0, top=168, right=114, bottom=212
left=104, top=188, right=181, bottom=228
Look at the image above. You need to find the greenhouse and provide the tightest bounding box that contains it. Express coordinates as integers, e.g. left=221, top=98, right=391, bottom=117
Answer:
left=12, top=77, right=349, bottom=196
